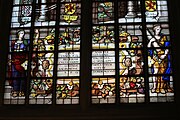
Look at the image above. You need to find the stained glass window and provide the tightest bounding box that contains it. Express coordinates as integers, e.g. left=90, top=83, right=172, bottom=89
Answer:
left=91, top=0, right=174, bottom=104
left=4, top=0, right=81, bottom=104
left=3, top=0, right=175, bottom=105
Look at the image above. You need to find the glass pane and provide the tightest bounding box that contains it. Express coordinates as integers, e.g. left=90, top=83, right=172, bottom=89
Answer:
left=31, top=52, right=54, bottom=77
left=56, top=0, right=81, bottom=104
left=4, top=0, right=33, bottom=104
left=118, top=0, right=142, bottom=23
left=146, top=24, right=171, bottom=48
left=92, top=25, right=115, bottom=49
left=119, top=50, right=144, bottom=75
left=9, top=29, right=30, bottom=52
left=92, top=51, right=115, bottom=76
left=33, top=28, right=55, bottom=52
left=145, top=0, right=169, bottom=22
left=91, top=77, right=115, bottom=104
left=4, top=53, right=29, bottom=104
left=92, top=2, right=114, bottom=24
left=11, top=5, right=32, bottom=27
left=120, top=77, right=145, bottom=103
left=56, top=78, right=79, bottom=104
left=57, top=52, right=80, bottom=77
left=59, top=27, right=81, bottom=50
left=29, top=52, right=54, bottom=104
left=149, top=76, right=174, bottom=102
left=34, top=1, right=57, bottom=26
left=119, top=25, right=143, bottom=49
left=60, top=3, right=81, bottom=25
left=146, top=23, right=174, bottom=102
left=148, top=49, right=172, bottom=75
left=92, top=1, right=116, bottom=104
left=29, top=79, right=53, bottom=104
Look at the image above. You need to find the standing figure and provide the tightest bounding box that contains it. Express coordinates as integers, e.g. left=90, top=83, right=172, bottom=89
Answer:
left=10, top=53, right=28, bottom=97
left=147, top=24, right=173, bottom=93
left=14, top=30, right=29, bottom=52
left=10, top=30, right=29, bottom=97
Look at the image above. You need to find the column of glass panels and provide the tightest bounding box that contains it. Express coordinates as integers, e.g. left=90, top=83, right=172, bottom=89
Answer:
left=56, top=0, right=81, bottom=104
left=4, top=0, right=32, bottom=104
left=29, top=0, right=57, bottom=104
left=91, top=0, right=116, bottom=104
left=145, top=0, right=174, bottom=102
left=118, top=0, right=145, bottom=103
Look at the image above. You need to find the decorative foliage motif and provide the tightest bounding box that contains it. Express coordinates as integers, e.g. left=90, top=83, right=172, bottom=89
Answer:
left=91, top=78, right=115, bottom=104
left=92, top=26, right=115, bottom=49
left=56, top=79, right=79, bottom=104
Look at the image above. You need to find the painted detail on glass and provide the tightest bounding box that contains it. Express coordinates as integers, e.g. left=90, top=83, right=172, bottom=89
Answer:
left=118, top=1, right=141, bottom=23
left=60, top=3, right=81, bottom=25
left=33, top=28, right=55, bottom=52
left=57, top=52, right=80, bottom=77
left=4, top=53, right=29, bottom=104
left=92, top=51, right=115, bottom=76
left=120, top=77, right=145, bottom=103
left=119, top=25, right=143, bottom=49
left=92, top=26, right=115, bottom=49
left=4, top=28, right=30, bottom=104
left=29, top=79, right=53, bottom=104
left=59, top=27, right=80, bottom=50
left=91, top=78, right=115, bottom=104
left=119, top=50, right=144, bottom=75
left=146, top=24, right=174, bottom=102
left=92, top=2, right=114, bottom=24
left=29, top=52, right=54, bottom=104
left=56, top=78, right=79, bottom=104
left=145, top=0, right=169, bottom=22
left=35, top=0, right=57, bottom=26
left=31, top=53, right=54, bottom=78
